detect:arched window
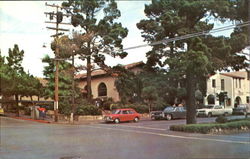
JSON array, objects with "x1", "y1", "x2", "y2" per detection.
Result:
[
  {"x1": 207, "y1": 94, "x2": 215, "y2": 104},
  {"x1": 98, "y1": 82, "x2": 107, "y2": 97}
]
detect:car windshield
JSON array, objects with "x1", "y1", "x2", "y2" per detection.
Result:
[
  {"x1": 204, "y1": 105, "x2": 214, "y2": 109},
  {"x1": 164, "y1": 107, "x2": 174, "y2": 111},
  {"x1": 112, "y1": 110, "x2": 121, "y2": 114},
  {"x1": 238, "y1": 105, "x2": 246, "y2": 108}
]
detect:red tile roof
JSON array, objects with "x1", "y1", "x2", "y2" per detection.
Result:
[
  {"x1": 75, "y1": 61, "x2": 144, "y2": 79},
  {"x1": 220, "y1": 72, "x2": 245, "y2": 79}
]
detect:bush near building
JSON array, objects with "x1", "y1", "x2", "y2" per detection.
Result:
[
  {"x1": 110, "y1": 103, "x2": 149, "y2": 114},
  {"x1": 170, "y1": 118, "x2": 250, "y2": 134}
]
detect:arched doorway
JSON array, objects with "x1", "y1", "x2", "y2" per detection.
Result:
[
  {"x1": 98, "y1": 82, "x2": 107, "y2": 97},
  {"x1": 207, "y1": 94, "x2": 215, "y2": 104},
  {"x1": 234, "y1": 96, "x2": 242, "y2": 107}
]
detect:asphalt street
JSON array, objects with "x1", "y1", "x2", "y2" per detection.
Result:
[{"x1": 1, "y1": 116, "x2": 250, "y2": 159}]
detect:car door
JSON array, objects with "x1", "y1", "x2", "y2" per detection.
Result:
[
  {"x1": 174, "y1": 107, "x2": 182, "y2": 118},
  {"x1": 128, "y1": 110, "x2": 136, "y2": 120},
  {"x1": 120, "y1": 110, "x2": 130, "y2": 121},
  {"x1": 179, "y1": 107, "x2": 186, "y2": 118},
  {"x1": 213, "y1": 105, "x2": 221, "y2": 115}
]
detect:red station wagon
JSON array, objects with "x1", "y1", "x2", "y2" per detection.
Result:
[{"x1": 104, "y1": 108, "x2": 141, "y2": 123}]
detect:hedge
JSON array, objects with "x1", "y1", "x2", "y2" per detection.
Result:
[
  {"x1": 111, "y1": 103, "x2": 149, "y2": 114},
  {"x1": 170, "y1": 119, "x2": 250, "y2": 134}
]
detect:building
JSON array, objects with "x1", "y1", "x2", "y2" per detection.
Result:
[
  {"x1": 205, "y1": 71, "x2": 250, "y2": 108},
  {"x1": 1, "y1": 78, "x2": 53, "y2": 111},
  {"x1": 76, "y1": 61, "x2": 144, "y2": 102}
]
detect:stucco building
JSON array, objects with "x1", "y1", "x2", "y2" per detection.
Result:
[
  {"x1": 76, "y1": 62, "x2": 144, "y2": 102},
  {"x1": 205, "y1": 71, "x2": 250, "y2": 108}
]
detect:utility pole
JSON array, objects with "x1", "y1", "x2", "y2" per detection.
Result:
[
  {"x1": 45, "y1": 2, "x2": 70, "y2": 122},
  {"x1": 70, "y1": 50, "x2": 75, "y2": 123}
]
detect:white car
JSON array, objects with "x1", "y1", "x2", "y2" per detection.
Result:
[{"x1": 197, "y1": 105, "x2": 232, "y2": 117}]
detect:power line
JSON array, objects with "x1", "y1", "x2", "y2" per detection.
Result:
[{"x1": 123, "y1": 21, "x2": 250, "y2": 51}]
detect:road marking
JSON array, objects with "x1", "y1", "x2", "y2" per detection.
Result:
[
  {"x1": 86, "y1": 125, "x2": 250, "y2": 145},
  {"x1": 204, "y1": 134, "x2": 250, "y2": 140},
  {"x1": 95, "y1": 124, "x2": 167, "y2": 131}
]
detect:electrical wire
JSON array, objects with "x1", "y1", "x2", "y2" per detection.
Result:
[{"x1": 123, "y1": 21, "x2": 250, "y2": 51}]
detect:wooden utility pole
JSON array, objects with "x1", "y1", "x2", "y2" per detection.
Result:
[{"x1": 45, "y1": 2, "x2": 70, "y2": 122}]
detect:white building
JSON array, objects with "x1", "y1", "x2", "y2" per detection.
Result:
[{"x1": 205, "y1": 71, "x2": 250, "y2": 108}]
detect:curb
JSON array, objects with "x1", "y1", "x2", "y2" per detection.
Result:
[{"x1": 10, "y1": 116, "x2": 51, "y2": 124}]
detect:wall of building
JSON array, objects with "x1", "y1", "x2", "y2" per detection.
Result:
[
  {"x1": 79, "y1": 76, "x2": 120, "y2": 102},
  {"x1": 206, "y1": 71, "x2": 250, "y2": 108}
]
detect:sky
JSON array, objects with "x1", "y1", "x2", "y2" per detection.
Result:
[
  {"x1": 0, "y1": 1, "x2": 152, "y2": 77},
  {"x1": 0, "y1": 1, "x2": 246, "y2": 78}
]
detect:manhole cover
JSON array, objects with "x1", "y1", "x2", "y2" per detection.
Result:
[{"x1": 60, "y1": 156, "x2": 82, "y2": 159}]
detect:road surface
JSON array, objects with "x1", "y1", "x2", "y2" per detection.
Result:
[{"x1": 1, "y1": 116, "x2": 250, "y2": 159}]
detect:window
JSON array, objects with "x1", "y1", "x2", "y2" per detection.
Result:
[
  {"x1": 239, "y1": 79, "x2": 241, "y2": 88},
  {"x1": 221, "y1": 79, "x2": 224, "y2": 90},
  {"x1": 247, "y1": 96, "x2": 250, "y2": 104},
  {"x1": 98, "y1": 82, "x2": 107, "y2": 96},
  {"x1": 214, "y1": 106, "x2": 222, "y2": 109},
  {"x1": 128, "y1": 110, "x2": 135, "y2": 114},
  {"x1": 212, "y1": 79, "x2": 216, "y2": 88}
]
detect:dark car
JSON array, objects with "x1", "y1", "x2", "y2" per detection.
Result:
[
  {"x1": 163, "y1": 106, "x2": 186, "y2": 120},
  {"x1": 233, "y1": 104, "x2": 249, "y2": 115},
  {"x1": 151, "y1": 106, "x2": 186, "y2": 120},
  {"x1": 150, "y1": 111, "x2": 164, "y2": 120}
]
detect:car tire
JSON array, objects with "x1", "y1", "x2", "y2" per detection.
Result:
[
  {"x1": 207, "y1": 112, "x2": 212, "y2": 117},
  {"x1": 224, "y1": 112, "x2": 228, "y2": 116},
  {"x1": 134, "y1": 117, "x2": 139, "y2": 122},
  {"x1": 166, "y1": 114, "x2": 172, "y2": 120},
  {"x1": 114, "y1": 118, "x2": 120, "y2": 124}
]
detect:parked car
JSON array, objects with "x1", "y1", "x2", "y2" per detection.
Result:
[
  {"x1": 0, "y1": 106, "x2": 4, "y2": 116},
  {"x1": 163, "y1": 106, "x2": 186, "y2": 120},
  {"x1": 196, "y1": 105, "x2": 232, "y2": 117},
  {"x1": 151, "y1": 106, "x2": 186, "y2": 120},
  {"x1": 150, "y1": 110, "x2": 164, "y2": 120},
  {"x1": 233, "y1": 104, "x2": 250, "y2": 115},
  {"x1": 103, "y1": 108, "x2": 141, "y2": 123}
]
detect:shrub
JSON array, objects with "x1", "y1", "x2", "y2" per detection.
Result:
[
  {"x1": 215, "y1": 116, "x2": 228, "y2": 123},
  {"x1": 170, "y1": 119, "x2": 250, "y2": 134},
  {"x1": 24, "y1": 107, "x2": 31, "y2": 115},
  {"x1": 111, "y1": 103, "x2": 149, "y2": 114},
  {"x1": 75, "y1": 100, "x2": 102, "y2": 116},
  {"x1": 75, "y1": 105, "x2": 102, "y2": 115}
]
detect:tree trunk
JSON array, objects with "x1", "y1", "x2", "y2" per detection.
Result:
[
  {"x1": 30, "y1": 96, "x2": 36, "y2": 119},
  {"x1": 15, "y1": 94, "x2": 19, "y2": 117},
  {"x1": 186, "y1": 71, "x2": 197, "y2": 124},
  {"x1": 87, "y1": 56, "x2": 92, "y2": 102}
]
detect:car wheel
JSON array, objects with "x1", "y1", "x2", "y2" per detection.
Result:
[
  {"x1": 134, "y1": 117, "x2": 139, "y2": 122},
  {"x1": 114, "y1": 118, "x2": 120, "y2": 124},
  {"x1": 224, "y1": 112, "x2": 228, "y2": 116},
  {"x1": 151, "y1": 116, "x2": 155, "y2": 120},
  {"x1": 207, "y1": 112, "x2": 212, "y2": 117},
  {"x1": 166, "y1": 114, "x2": 172, "y2": 120}
]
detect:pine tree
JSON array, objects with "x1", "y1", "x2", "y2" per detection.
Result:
[{"x1": 62, "y1": 0, "x2": 128, "y2": 102}]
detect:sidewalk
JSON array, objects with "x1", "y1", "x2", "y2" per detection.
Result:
[
  {"x1": 3, "y1": 113, "x2": 150, "y2": 125},
  {"x1": 4, "y1": 112, "x2": 53, "y2": 124},
  {"x1": 3, "y1": 112, "x2": 102, "y2": 125}
]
